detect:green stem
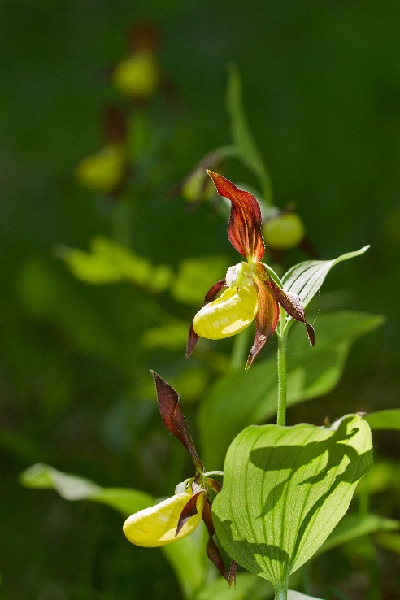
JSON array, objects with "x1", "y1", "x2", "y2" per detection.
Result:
[
  {"x1": 274, "y1": 584, "x2": 288, "y2": 600},
  {"x1": 203, "y1": 471, "x2": 224, "y2": 478},
  {"x1": 113, "y1": 196, "x2": 134, "y2": 247},
  {"x1": 276, "y1": 313, "x2": 288, "y2": 426}
]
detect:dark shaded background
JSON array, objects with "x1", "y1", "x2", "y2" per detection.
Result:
[{"x1": 1, "y1": 1, "x2": 400, "y2": 598}]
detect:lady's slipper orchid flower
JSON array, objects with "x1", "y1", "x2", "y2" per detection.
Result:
[
  {"x1": 113, "y1": 22, "x2": 160, "y2": 100},
  {"x1": 76, "y1": 106, "x2": 129, "y2": 195},
  {"x1": 123, "y1": 372, "x2": 234, "y2": 583},
  {"x1": 187, "y1": 171, "x2": 315, "y2": 367},
  {"x1": 124, "y1": 477, "x2": 206, "y2": 547}
]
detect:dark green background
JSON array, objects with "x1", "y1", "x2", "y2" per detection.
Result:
[{"x1": 1, "y1": 1, "x2": 400, "y2": 598}]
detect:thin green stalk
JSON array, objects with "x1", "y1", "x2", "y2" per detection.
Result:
[
  {"x1": 274, "y1": 583, "x2": 288, "y2": 600},
  {"x1": 276, "y1": 312, "x2": 288, "y2": 426},
  {"x1": 113, "y1": 196, "x2": 134, "y2": 247}
]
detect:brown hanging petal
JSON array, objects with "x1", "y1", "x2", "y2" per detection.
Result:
[
  {"x1": 228, "y1": 560, "x2": 238, "y2": 587},
  {"x1": 266, "y1": 276, "x2": 315, "y2": 346},
  {"x1": 246, "y1": 278, "x2": 280, "y2": 368},
  {"x1": 175, "y1": 490, "x2": 205, "y2": 536},
  {"x1": 202, "y1": 497, "x2": 229, "y2": 581},
  {"x1": 207, "y1": 171, "x2": 265, "y2": 262},
  {"x1": 205, "y1": 478, "x2": 223, "y2": 493},
  {"x1": 186, "y1": 278, "x2": 227, "y2": 358},
  {"x1": 206, "y1": 537, "x2": 229, "y2": 581},
  {"x1": 151, "y1": 372, "x2": 204, "y2": 472}
]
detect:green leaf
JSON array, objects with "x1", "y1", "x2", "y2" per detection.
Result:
[
  {"x1": 162, "y1": 525, "x2": 208, "y2": 599},
  {"x1": 141, "y1": 322, "x2": 189, "y2": 350},
  {"x1": 56, "y1": 236, "x2": 173, "y2": 292},
  {"x1": 212, "y1": 415, "x2": 372, "y2": 588},
  {"x1": 199, "y1": 311, "x2": 382, "y2": 469},
  {"x1": 195, "y1": 572, "x2": 273, "y2": 600},
  {"x1": 281, "y1": 247, "x2": 369, "y2": 317},
  {"x1": 318, "y1": 514, "x2": 399, "y2": 554},
  {"x1": 171, "y1": 255, "x2": 230, "y2": 306},
  {"x1": 20, "y1": 463, "x2": 152, "y2": 512},
  {"x1": 365, "y1": 409, "x2": 400, "y2": 430},
  {"x1": 227, "y1": 64, "x2": 273, "y2": 204},
  {"x1": 20, "y1": 463, "x2": 206, "y2": 598}
]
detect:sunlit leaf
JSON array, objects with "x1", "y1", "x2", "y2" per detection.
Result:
[
  {"x1": 199, "y1": 311, "x2": 382, "y2": 469},
  {"x1": 56, "y1": 236, "x2": 173, "y2": 292},
  {"x1": 141, "y1": 322, "x2": 189, "y2": 350},
  {"x1": 171, "y1": 255, "x2": 230, "y2": 306},
  {"x1": 212, "y1": 415, "x2": 372, "y2": 587},
  {"x1": 20, "y1": 463, "x2": 151, "y2": 511},
  {"x1": 318, "y1": 514, "x2": 399, "y2": 554},
  {"x1": 281, "y1": 247, "x2": 369, "y2": 320},
  {"x1": 365, "y1": 409, "x2": 400, "y2": 430},
  {"x1": 20, "y1": 463, "x2": 206, "y2": 598}
]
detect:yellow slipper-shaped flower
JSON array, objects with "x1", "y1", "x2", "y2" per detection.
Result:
[
  {"x1": 123, "y1": 489, "x2": 205, "y2": 547},
  {"x1": 193, "y1": 285, "x2": 259, "y2": 340}
]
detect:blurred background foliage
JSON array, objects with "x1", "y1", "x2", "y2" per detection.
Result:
[{"x1": 1, "y1": 0, "x2": 400, "y2": 598}]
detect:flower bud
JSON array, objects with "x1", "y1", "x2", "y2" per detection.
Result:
[
  {"x1": 181, "y1": 169, "x2": 215, "y2": 203},
  {"x1": 123, "y1": 490, "x2": 205, "y2": 547},
  {"x1": 193, "y1": 285, "x2": 258, "y2": 340},
  {"x1": 113, "y1": 53, "x2": 159, "y2": 99},
  {"x1": 263, "y1": 212, "x2": 305, "y2": 249},
  {"x1": 76, "y1": 146, "x2": 126, "y2": 193}
]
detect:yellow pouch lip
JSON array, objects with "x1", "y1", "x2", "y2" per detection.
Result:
[
  {"x1": 193, "y1": 285, "x2": 258, "y2": 340},
  {"x1": 123, "y1": 491, "x2": 205, "y2": 547}
]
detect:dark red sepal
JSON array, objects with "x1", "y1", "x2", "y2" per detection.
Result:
[
  {"x1": 202, "y1": 497, "x2": 229, "y2": 580},
  {"x1": 151, "y1": 372, "x2": 204, "y2": 472},
  {"x1": 202, "y1": 495, "x2": 216, "y2": 537},
  {"x1": 206, "y1": 477, "x2": 222, "y2": 493},
  {"x1": 207, "y1": 537, "x2": 229, "y2": 581},
  {"x1": 186, "y1": 323, "x2": 199, "y2": 360},
  {"x1": 207, "y1": 171, "x2": 265, "y2": 262},
  {"x1": 228, "y1": 560, "x2": 238, "y2": 587},
  {"x1": 258, "y1": 265, "x2": 315, "y2": 346},
  {"x1": 246, "y1": 278, "x2": 280, "y2": 368},
  {"x1": 186, "y1": 278, "x2": 227, "y2": 358},
  {"x1": 176, "y1": 490, "x2": 204, "y2": 536}
]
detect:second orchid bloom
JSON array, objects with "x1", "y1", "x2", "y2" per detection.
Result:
[
  {"x1": 187, "y1": 171, "x2": 315, "y2": 367},
  {"x1": 123, "y1": 372, "x2": 234, "y2": 582}
]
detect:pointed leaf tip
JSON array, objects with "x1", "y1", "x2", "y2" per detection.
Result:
[{"x1": 306, "y1": 323, "x2": 315, "y2": 346}]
